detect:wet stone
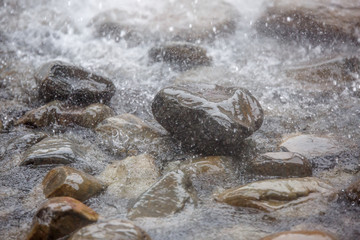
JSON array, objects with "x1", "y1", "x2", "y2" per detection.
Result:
[
  {"x1": 248, "y1": 152, "x2": 312, "y2": 177},
  {"x1": 20, "y1": 137, "x2": 85, "y2": 166},
  {"x1": 255, "y1": 0, "x2": 360, "y2": 46},
  {"x1": 345, "y1": 178, "x2": 360, "y2": 204},
  {"x1": 181, "y1": 156, "x2": 228, "y2": 177},
  {"x1": 35, "y1": 61, "x2": 115, "y2": 105},
  {"x1": 43, "y1": 166, "x2": 106, "y2": 202},
  {"x1": 69, "y1": 219, "x2": 152, "y2": 240},
  {"x1": 215, "y1": 177, "x2": 335, "y2": 212},
  {"x1": 26, "y1": 197, "x2": 98, "y2": 240},
  {"x1": 0, "y1": 119, "x2": 3, "y2": 131},
  {"x1": 128, "y1": 170, "x2": 197, "y2": 219},
  {"x1": 152, "y1": 84, "x2": 264, "y2": 155},
  {"x1": 260, "y1": 230, "x2": 337, "y2": 240},
  {"x1": 15, "y1": 100, "x2": 114, "y2": 129},
  {"x1": 148, "y1": 42, "x2": 212, "y2": 71},
  {"x1": 99, "y1": 154, "x2": 159, "y2": 199}
]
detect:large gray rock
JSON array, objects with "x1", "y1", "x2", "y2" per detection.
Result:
[
  {"x1": 35, "y1": 61, "x2": 115, "y2": 105},
  {"x1": 152, "y1": 85, "x2": 264, "y2": 154}
]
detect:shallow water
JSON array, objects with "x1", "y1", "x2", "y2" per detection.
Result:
[{"x1": 0, "y1": 0, "x2": 360, "y2": 239}]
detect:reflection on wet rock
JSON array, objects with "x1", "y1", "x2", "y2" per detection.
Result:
[
  {"x1": 215, "y1": 177, "x2": 335, "y2": 212},
  {"x1": 255, "y1": 0, "x2": 360, "y2": 46},
  {"x1": 99, "y1": 154, "x2": 159, "y2": 199},
  {"x1": 26, "y1": 197, "x2": 98, "y2": 240},
  {"x1": 149, "y1": 42, "x2": 212, "y2": 71},
  {"x1": 248, "y1": 152, "x2": 312, "y2": 177},
  {"x1": 43, "y1": 166, "x2": 105, "y2": 202},
  {"x1": 16, "y1": 100, "x2": 114, "y2": 129},
  {"x1": 345, "y1": 178, "x2": 360, "y2": 204},
  {"x1": 128, "y1": 170, "x2": 197, "y2": 219},
  {"x1": 35, "y1": 61, "x2": 115, "y2": 105},
  {"x1": 152, "y1": 85, "x2": 263, "y2": 155},
  {"x1": 260, "y1": 230, "x2": 337, "y2": 240},
  {"x1": 21, "y1": 137, "x2": 85, "y2": 166},
  {"x1": 70, "y1": 219, "x2": 152, "y2": 240}
]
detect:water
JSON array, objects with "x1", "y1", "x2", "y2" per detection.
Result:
[{"x1": 0, "y1": 0, "x2": 360, "y2": 239}]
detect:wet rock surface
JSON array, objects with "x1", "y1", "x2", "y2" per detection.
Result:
[
  {"x1": 36, "y1": 61, "x2": 115, "y2": 105},
  {"x1": 128, "y1": 170, "x2": 197, "y2": 219},
  {"x1": 152, "y1": 84, "x2": 264, "y2": 154},
  {"x1": 344, "y1": 178, "x2": 360, "y2": 204},
  {"x1": 42, "y1": 166, "x2": 105, "y2": 202},
  {"x1": 148, "y1": 42, "x2": 212, "y2": 71},
  {"x1": 70, "y1": 219, "x2": 152, "y2": 240},
  {"x1": 16, "y1": 100, "x2": 114, "y2": 128},
  {"x1": 248, "y1": 152, "x2": 312, "y2": 177},
  {"x1": 99, "y1": 154, "x2": 159, "y2": 199},
  {"x1": 26, "y1": 197, "x2": 98, "y2": 240},
  {"x1": 260, "y1": 230, "x2": 337, "y2": 240},
  {"x1": 21, "y1": 137, "x2": 85, "y2": 166},
  {"x1": 215, "y1": 177, "x2": 335, "y2": 212},
  {"x1": 255, "y1": 0, "x2": 360, "y2": 46}
]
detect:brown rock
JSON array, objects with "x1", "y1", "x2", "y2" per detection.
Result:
[
  {"x1": 260, "y1": 230, "x2": 337, "y2": 240},
  {"x1": 16, "y1": 100, "x2": 114, "y2": 128},
  {"x1": 0, "y1": 119, "x2": 3, "y2": 131},
  {"x1": 43, "y1": 166, "x2": 106, "y2": 202},
  {"x1": 345, "y1": 178, "x2": 360, "y2": 204},
  {"x1": 181, "y1": 156, "x2": 228, "y2": 176},
  {"x1": 69, "y1": 219, "x2": 151, "y2": 240},
  {"x1": 26, "y1": 197, "x2": 98, "y2": 240},
  {"x1": 248, "y1": 152, "x2": 312, "y2": 177}
]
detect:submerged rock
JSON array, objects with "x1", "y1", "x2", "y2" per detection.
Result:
[
  {"x1": 345, "y1": 178, "x2": 360, "y2": 204},
  {"x1": 20, "y1": 137, "x2": 85, "y2": 166},
  {"x1": 70, "y1": 219, "x2": 152, "y2": 240},
  {"x1": 248, "y1": 152, "x2": 312, "y2": 177},
  {"x1": 260, "y1": 230, "x2": 337, "y2": 240},
  {"x1": 43, "y1": 166, "x2": 105, "y2": 202},
  {"x1": 149, "y1": 42, "x2": 212, "y2": 71},
  {"x1": 181, "y1": 156, "x2": 228, "y2": 177},
  {"x1": 16, "y1": 100, "x2": 114, "y2": 128},
  {"x1": 26, "y1": 197, "x2": 98, "y2": 240},
  {"x1": 255, "y1": 0, "x2": 360, "y2": 46},
  {"x1": 152, "y1": 85, "x2": 263, "y2": 154},
  {"x1": 128, "y1": 170, "x2": 197, "y2": 219},
  {"x1": 99, "y1": 154, "x2": 159, "y2": 199},
  {"x1": 0, "y1": 119, "x2": 3, "y2": 131},
  {"x1": 35, "y1": 61, "x2": 115, "y2": 105},
  {"x1": 215, "y1": 177, "x2": 335, "y2": 212},
  {"x1": 95, "y1": 114, "x2": 161, "y2": 157}
]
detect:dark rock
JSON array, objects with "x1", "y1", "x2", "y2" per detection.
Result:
[
  {"x1": 345, "y1": 178, "x2": 360, "y2": 204},
  {"x1": 20, "y1": 137, "x2": 85, "y2": 166},
  {"x1": 69, "y1": 219, "x2": 152, "y2": 240},
  {"x1": 128, "y1": 170, "x2": 197, "y2": 219},
  {"x1": 35, "y1": 61, "x2": 115, "y2": 105},
  {"x1": 255, "y1": 0, "x2": 360, "y2": 46},
  {"x1": 248, "y1": 152, "x2": 312, "y2": 177},
  {"x1": 42, "y1": 166, "x2": 106, "y2": 202},
  {"x1": 152, "y1": 84, "x2": 264, "y2": 154},
  {"x1": 0, "y1": 119, "x2": 3, "y2": 131},
  {"x1": 260, "y1": 230, "x2": 337, "y2": 240},
  {"x1": 149, "y1": 42, "x2": 212, "y2": 71},
  {"x1": 26, "y1": 197, "x2": 98, "y2": 240},
  {"x1": 16, "y1": 100, "x2": 114, "y2": 129}
]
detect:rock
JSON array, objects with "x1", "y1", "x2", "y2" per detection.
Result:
[
  {"x1": 95, "y1": 114, "x2": 161, "y2": 157},
  {"x1": 152, "y1": 84, "x2": 264, "y2": 154},
  {"x1": 26, "y1": 197, "x2": 98, "y2": 240},
  {"x1": 35, "y1": 61, "x2": 115, "y2": 105},
  {"x1": 345, "y1": 178, "x2": 360, "y2": 204},
  {"x1": 43, "y1": 166, "x2": 106, "y2": 202},
  {"x1": 255, "y1": 0, "x2": 360, "y2": 46},
  {"x1": 20, "y1": 137, "x2": 85, "y2": 166},
  {"x1": 99, "y1": 154, "x2": 159, "y2": 199},
  {"x1": 69, "y1": 219, "x2": 151, "y2": 240},
  {"x1": 128, "y1": 170, "x2": 197, "y2": 219},
  {"x1": 215, "y1": 177, "x2": 335, "y2": 212},
  {"x1": 248, "y1": 152, "x2": 312, "y2": 177},
  {"x1": 148, "y1": 42, "x2": 212, "y2": 71},
  {"x1": 260, "y1": 230, "x2": 337, "y2": 240},
  {"x1": 91, "y1": 0, "x2": 239, "y2": 44},
  {"x1": 181, "y1": 156, "x2": 228, "y2": 177},
  {"x1": 16, "y1": 100, "x2": 114, "y2": 129},
  {"x1": 0, "y1": 119, "x2": 3, "y2": 131}
]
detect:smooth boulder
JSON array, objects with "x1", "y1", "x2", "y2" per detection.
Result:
[
  {"x1": 43, "y1": 166, "x2": 106, "y2": 202},
  {"x1": 260, "y1": 230, "x2": 337, "y2": 240},
  {"x1": 152, "y1": 84, "x2": 263, "y2": 154},
  {"x1": 35, "y1": 61, "x2": 115, "y2": 105},
  {"x1": 26, "y1": 197, "x2": 98, "y2": 240}
]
